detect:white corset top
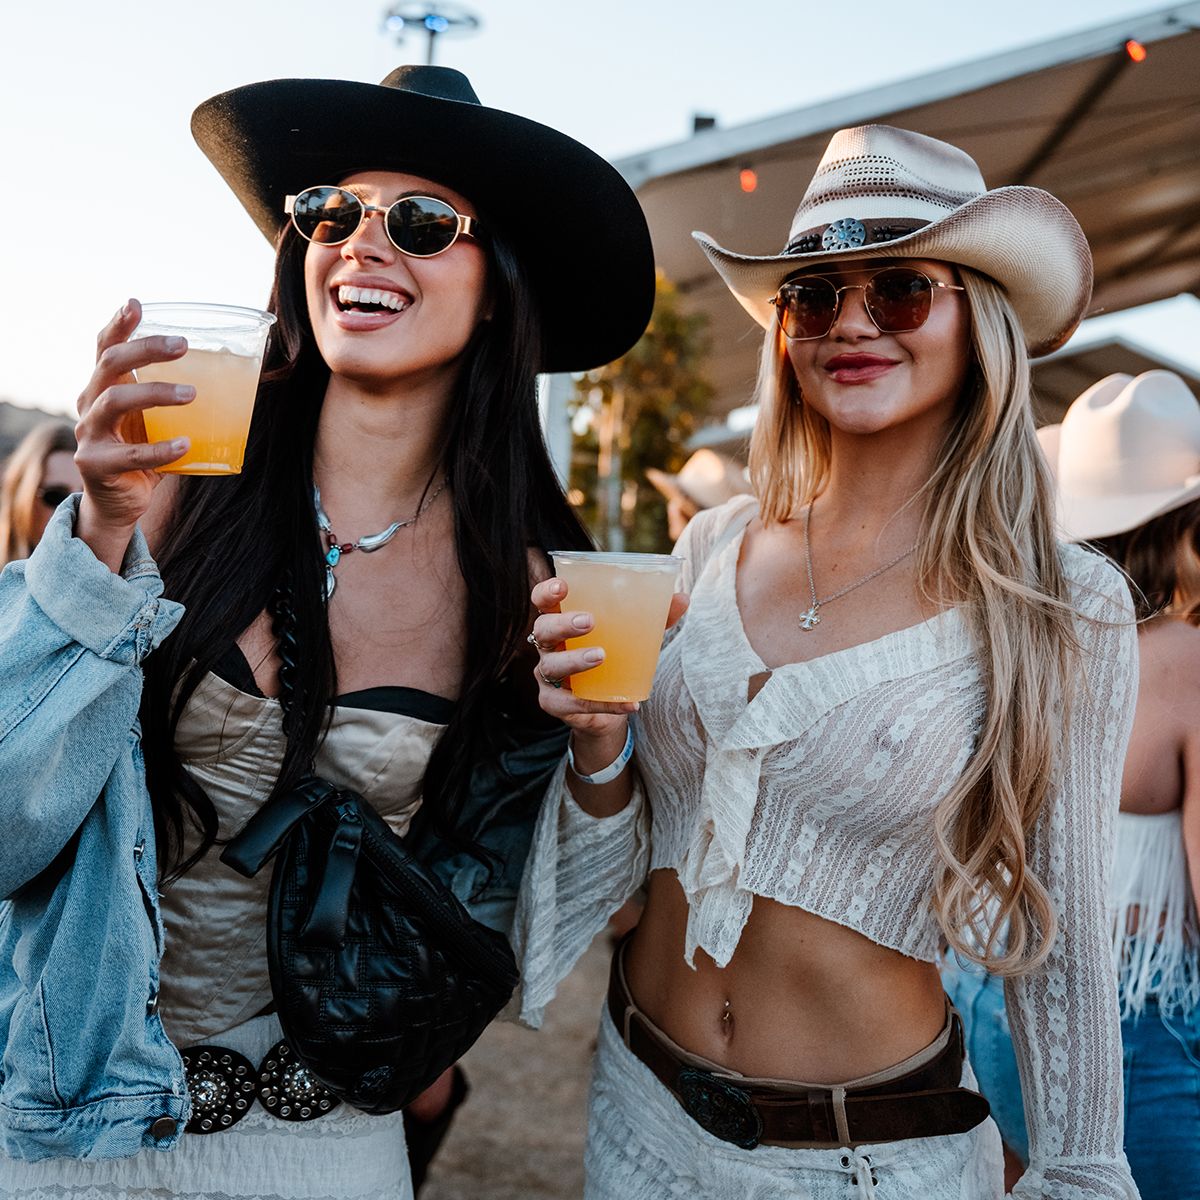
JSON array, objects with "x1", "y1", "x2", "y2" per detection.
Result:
[{"x1": 156, "y1": 670, "x2": 447, "y2": 1046}]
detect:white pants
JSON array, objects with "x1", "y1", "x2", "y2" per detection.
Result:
[
  {"x1": 2, "y1": 1016, "x2": 412, "y2": 1200},
  {"x1": 584, "y1": 1004, "x2": 1003, "y2": 1200}
]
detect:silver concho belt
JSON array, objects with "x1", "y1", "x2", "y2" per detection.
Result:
[{"x1": 182, "y1": 1040, "x2": 341, "y2": 1134}]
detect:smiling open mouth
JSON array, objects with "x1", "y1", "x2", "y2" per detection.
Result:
[{"x1": 334, "y1": 285, "x2": 410, "y2": 314}]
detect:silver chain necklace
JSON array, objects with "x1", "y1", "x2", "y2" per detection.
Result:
[
  {"x1": 799, "y1": 500, "x2": 917, "y2": 631},
  {"x1": 314, "y1": 481, "x2": 446, "y2": 600}
]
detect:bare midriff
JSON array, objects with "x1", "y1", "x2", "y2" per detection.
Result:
[{"x1": 624, "y1": 869, "x2": 947, "y2": 1084}]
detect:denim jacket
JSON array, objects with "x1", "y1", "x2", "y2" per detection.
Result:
[
  {"x1": 0, "y1": 498, "x2": 563, "y2": 1162},
  {"x1": 0, "y1": 498, "x2": 187, "y2": 1161}
]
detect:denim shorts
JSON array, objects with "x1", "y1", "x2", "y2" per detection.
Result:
[
  {"x1": 1122, "y1": 999, "x2": 1200, "y2": 1200},
  {"x1": 939, "y1": 954, "x2": 1028, "y2": 1161},
  {"x1": 944, "y1": 954, "x2": 1200, "y2": 1198}
]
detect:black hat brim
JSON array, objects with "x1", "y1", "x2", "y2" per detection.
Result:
[{"x1": 191, "y1": 77, "x2": 655, "y2": 373}]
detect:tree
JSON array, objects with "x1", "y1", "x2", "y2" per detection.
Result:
[{"x1": 569, "y1": 273, "x2": 715, "y2": 552}]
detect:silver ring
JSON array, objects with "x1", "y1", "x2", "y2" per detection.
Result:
[
  {"x1": 537, "y1": 666, "x2": 563, "y2": 690},
  {"x1": 527, "y1": 631, "x2": 555, "y2": 653}
]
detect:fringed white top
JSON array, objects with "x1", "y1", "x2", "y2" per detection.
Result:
[
  {"x1": 1111, "y1": 810, "x2": 1200, "y2": 1018},
  {"x1": 512, "y1": 495, "x2": 1141, "y2": 1200}
]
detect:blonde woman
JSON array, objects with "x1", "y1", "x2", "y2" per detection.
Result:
[
  {"x1": 0, "y1": 420, "x2": 80, "y2": 565},
  {"x1": 517, "y1": 127, "x2": 1139, "y2": 1199}
]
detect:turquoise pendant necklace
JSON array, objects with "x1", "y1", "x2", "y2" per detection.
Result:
[{"x1": 313, "y1": 481, "x2": 446, "y2": 600}]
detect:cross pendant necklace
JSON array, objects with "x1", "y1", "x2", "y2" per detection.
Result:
[
  {"x1": 313, "y1": 481, "x2": 446, "y2": 600},
  {"x1": 799, "y1": 605, "x2": 822, "y2": 631},
  {"x1": 800, "y1": 499, "x2": 917, "y2": 632}
]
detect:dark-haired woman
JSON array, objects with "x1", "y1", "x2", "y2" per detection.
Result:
[{"x1": 0, "y1": 66, "x2": 653, "y2": 1200}]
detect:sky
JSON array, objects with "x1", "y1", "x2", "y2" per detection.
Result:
[{"x1": 1, "y1": 0, "x2": 1196, "y2": 417}]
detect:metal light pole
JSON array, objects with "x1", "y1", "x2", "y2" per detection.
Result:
[{"x1": 381, "y1": 2, "x2": 481, "y2": 65}]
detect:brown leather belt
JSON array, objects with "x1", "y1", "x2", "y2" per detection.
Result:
[{"x1": 605, "y1": 946, "x2": 990, "y2": 1150}]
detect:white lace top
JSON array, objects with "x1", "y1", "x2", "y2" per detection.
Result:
[{"x1": 513, "y1": 495, "x2": 1141, "y2": 1200}]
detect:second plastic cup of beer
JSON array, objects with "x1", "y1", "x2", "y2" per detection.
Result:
[
  {"x1": 549, "y1": 551, "x2": 682, "y2": 702},
  {"x1": 134, "y1": 302, "x2": 276, "y2": 475}
]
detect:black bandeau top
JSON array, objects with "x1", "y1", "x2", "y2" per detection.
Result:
[{"x1": 212, "y1": 643, "x2": 457, "y2": 726}]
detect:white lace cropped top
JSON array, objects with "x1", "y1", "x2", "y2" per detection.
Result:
[
  {"x1": 512, "y1": 495, "x2": 1141, "y2": 1200},
  {"x1": 1111, "y1": 809, "x2": 1200, "y2": 1018}
]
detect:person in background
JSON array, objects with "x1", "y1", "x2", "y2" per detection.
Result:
[
  {"x1": 647, "y1": 448, "x2": 752, "y2": 543},
  {"x1": 939, "y1": 939, "x2": 1029, "y2": 1189},
  {"x1": 951, "y1": 370, "x2": 1200, "y2": 1200},
  {"x1": 0, "y1": 420, "x2": 81, "y2": 565}
]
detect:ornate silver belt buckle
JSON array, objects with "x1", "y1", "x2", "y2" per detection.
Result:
[
  {"x1": 257, "y1": 1039, "x2": 341, "y2": 1122},
  {"x1": 182, "y1": 1046, "x2": 258, "y2": 1134},
  {"x1": 183, "y1": 1039, "x2": 341, "y2": 1133},
  {"x1": 677, "y1": 1067, "x2": 763, "y2": 1149}
]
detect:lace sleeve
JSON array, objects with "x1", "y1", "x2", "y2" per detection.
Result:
[
  {"x1": 505, "y1": 757, "x2": 650, "y2": 1028},
  {"x1": 1006, "y1": 550, "x2": 1141, "y2": 1199},
  {"x1": 504, "y1": 498, "x2": 754, "y2": 1028}
]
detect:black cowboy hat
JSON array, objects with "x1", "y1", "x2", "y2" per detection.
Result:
[{"x1": 191, "y1": 66, "x2": 655, "y2": 373}]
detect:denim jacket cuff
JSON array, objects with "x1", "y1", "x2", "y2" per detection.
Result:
[{"x1": 23, "y1": 495, "x2": 184, "y2": 664}]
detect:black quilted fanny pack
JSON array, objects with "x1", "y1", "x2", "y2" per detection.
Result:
[{"x1": 221, "y1": 774, "x2": 519, "y2": 1114}]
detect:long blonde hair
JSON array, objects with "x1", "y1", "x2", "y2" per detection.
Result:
[
  {"x1": 749, "y1": 267, "x2": 1077, "y2": 974},
  {"x1": 0, "y1": 420, "x2": 77, "y2": 566}
]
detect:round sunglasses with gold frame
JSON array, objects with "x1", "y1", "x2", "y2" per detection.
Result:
[{"x1": 285, "y1": 186, "x2": 481, "y2": 258}]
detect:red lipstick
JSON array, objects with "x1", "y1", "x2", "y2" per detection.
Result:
[{"x1": 823, "y1": 353, "x2": 898, "y2": 384}]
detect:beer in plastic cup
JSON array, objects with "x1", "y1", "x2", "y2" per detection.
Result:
[
  {"x1": 134, "y1": 302, "x2": 276, "y2": 475},
  {"x1": 549, "y1": 551, "x2": 682, "y2": 702}
]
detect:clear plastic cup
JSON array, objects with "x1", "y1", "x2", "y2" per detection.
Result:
[
  {"x1": 134, "y1": 302, "x2": 276, "y2": 475},
  {"x1": 549, "y1": 551, "x2": 682, "y2": 702}
]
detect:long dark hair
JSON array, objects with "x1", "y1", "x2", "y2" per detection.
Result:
[
  {"x1": 1092, "y1": 498, "x2": 1200, "y2": 625},
  {"x1": 142, "y1": 214, "x2": 591, "y2": 880}
]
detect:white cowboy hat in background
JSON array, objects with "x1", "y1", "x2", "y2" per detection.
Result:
[
  {"x1": 693, "y1": 124, "x2": 1092, "y2": 358},
  {"x1": 646, "y1": 449, "x2": 752, "y2": 511},
  {"x1": 1038, "y1": 371, "x2": 1200, "y2": 542}
]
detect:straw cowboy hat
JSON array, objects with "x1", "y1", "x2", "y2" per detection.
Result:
[
  {"x1": 191, "y1": 65, "x2": 655, "y2": 373},
  {"x1": 646, "y1": 449, "x2": 752, "y2": 511},
  {"x1": 1038, "y1": 371, "x2": 1200, "y2": 541},
  {"x1": 693, "y1": 124, "x2": 1092, "y2": 358}
]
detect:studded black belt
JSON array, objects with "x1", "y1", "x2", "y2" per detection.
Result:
[{"x1": 182, "y1": 1040, "x2": 341, "y2": 1134}]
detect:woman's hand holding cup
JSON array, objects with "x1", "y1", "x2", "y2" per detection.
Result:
[
  {"x1": 74, "y1": 299, "x2": 193, "y2": 569},
  {"x1": 530, "y1": 576, "x2": 689, "y2": 782}
]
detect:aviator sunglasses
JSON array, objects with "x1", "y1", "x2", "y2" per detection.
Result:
[
  {"x1": 770, "y1": 266, "x2": 964, "y2": 341},
  {"x1": 285, "y1": 186, "x2": 481, "y2": 258}
]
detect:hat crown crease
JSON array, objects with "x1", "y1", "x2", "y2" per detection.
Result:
[{"x1": 1060, "y1": 373, "x2": 1200, "y2": 496}]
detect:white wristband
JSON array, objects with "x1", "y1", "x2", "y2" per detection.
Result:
[{"x1": 567, "y1": 725, "x2": 635, "y2": 786}]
